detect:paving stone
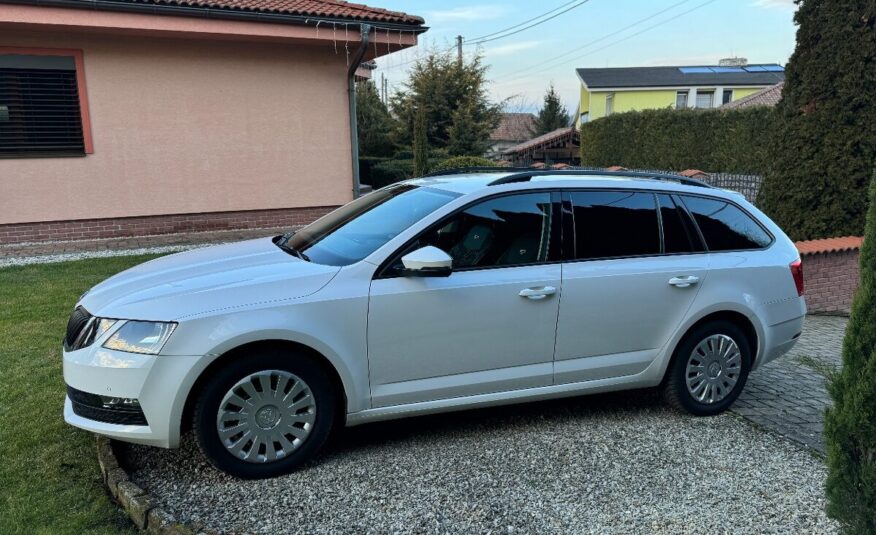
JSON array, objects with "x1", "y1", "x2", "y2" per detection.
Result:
[{"x1": 734, "y1": 315, "x2": 847, "y2": 455}]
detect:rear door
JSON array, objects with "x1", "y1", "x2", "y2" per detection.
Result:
[{"x1": 554, "y1": 191, "x2": 710, "y2": 384}]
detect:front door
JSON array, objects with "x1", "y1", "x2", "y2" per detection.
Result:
[
  {"x1": 367, "y1": 192, "x2": 560, "y2": 407},
  {"x1": 554, "y1": 191, "x2": 709, "y2": 384}
]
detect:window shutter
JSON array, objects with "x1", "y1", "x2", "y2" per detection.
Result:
[{"x1": 0, "y1": 56, "x2": 85, "y2": 157}]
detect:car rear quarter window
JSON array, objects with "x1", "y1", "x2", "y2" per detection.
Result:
[
  {"x1": 570, "y1": 191, "x2": 660, "y2": 260},
  {"x1": 657, "y1": 194, "x2": 705, "y2": 254},
  {"x1": 679, "y1": 195, "x2": 772, "y2": 251}
]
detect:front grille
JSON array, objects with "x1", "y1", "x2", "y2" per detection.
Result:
[
  {"x1": 67, "y1": 385, "x2": 148, "y2": 426},
  {"x1": 64, "y1": 307, "x2": 95, "y2": 351}
]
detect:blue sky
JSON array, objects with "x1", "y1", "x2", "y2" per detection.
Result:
[{"x1": 371, "y1": 0, "x2": 798, "y2": 112}]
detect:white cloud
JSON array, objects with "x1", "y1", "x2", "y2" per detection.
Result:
[
  {"x1": 424, "y1": 5, "x2": 509, "y2": 23},
  {"x1": 483, "y1": 40, "x2": 544, "y2": 58},
  {"x1": 752, "y1": 0, "x2": 796, "y2": 9}
]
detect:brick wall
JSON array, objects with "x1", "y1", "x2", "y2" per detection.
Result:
[
  {"x1": 801, "y1": 248, "x2": 861, "y2": 315},
  {"x1": 0, "y1": 206, "x2": 337, "y2": 245}
]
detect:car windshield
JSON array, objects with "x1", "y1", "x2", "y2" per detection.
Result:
[{"x1": 282, "y1": 184, "x2": 460, "y2": 266}]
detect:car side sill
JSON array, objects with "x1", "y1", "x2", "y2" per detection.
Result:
[{"x1": 345, "y1": 372, "x2": 658, "y2": 427}]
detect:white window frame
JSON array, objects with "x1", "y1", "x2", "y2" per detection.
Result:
[
  {"x1": 675, "y1": 91, "x2": 689, "y2": 109},
  {"x1": 695, "y1": 90, "x2": 715, "y2": 109}
]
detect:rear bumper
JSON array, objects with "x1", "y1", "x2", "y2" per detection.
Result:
[{"x1": 755, "y1": 296, "x2": 807, "y2": 369}]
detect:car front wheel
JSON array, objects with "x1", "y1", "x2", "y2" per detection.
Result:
[
  {"x1": 193, "y1": 348, "x2": 336, "y2": 479},
  {"x1": 662, "y1": 320, "x2": 752, "y2": 416}
]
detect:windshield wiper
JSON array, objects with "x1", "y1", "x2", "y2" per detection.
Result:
[{"x1": 273, "y1": 232, "x2": 310, "y2": 262}]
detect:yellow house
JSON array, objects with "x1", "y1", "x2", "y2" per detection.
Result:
[{"x1": 576, "y1": 63, "x2": 785, "y2": 125}]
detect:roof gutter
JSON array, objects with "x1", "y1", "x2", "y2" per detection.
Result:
[
  {"x1": 347, "y1": 24, "x2": 372, "y2": 199},
  {"x1": 1, "y1": 0, "x2": 427, "y2": 33}
]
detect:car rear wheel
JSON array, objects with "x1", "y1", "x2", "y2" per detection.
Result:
[
  {"x1": 193, "y1": 348, "x2": 336, "y2": 479},
  {"x1": 662, "y1": 320, "x2": 751, "y2": 416}
]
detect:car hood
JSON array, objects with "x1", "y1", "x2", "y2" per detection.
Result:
[{"x1": 79, "y1": 238, "x2": 341, "y2": 320}]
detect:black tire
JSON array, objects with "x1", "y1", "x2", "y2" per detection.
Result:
[
  {"x1": 193, "y1": 347, "x2": 337, "y2": 479},
  {"x1": 662, "y1": 320, "x2": 752, "y2": 416}
]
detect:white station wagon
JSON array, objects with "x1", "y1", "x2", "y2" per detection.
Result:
[{"x1": 63, "y1": 169, "x2": 806, "y2": 478}]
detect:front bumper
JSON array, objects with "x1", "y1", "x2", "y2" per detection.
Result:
[{"x1": 63, "y1": 343, "x2": 203, "y2": 448}]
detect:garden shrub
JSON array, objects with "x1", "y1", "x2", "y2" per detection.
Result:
[
  {"x1": 825, "y1": 171, "x2": 876, "y2": 534},
  {"x1": 579, "y1": 107, "x2": 772, "y2": 174},
  {"x1": 366, "y1": 156, "x2": 447, "y2": 188},
  {"x1": 432, "y1": 156, "x2": 497, "y2": 172},
  {"x1": 757, "y1": 0, "x2": 876, "y2": 240}
]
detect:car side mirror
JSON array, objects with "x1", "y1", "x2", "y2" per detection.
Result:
[{"x1": 399, "y1": 246, "x2": 453, "y2": 277}]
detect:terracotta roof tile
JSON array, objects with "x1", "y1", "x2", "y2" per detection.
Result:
[
  {"x1": 102, "y1": 0, "x2": 424, "y2": 25},
  {"x1": 679, "y1": 169, "x2": 710, "y2": 178},
  {"x1": 795, "y1": 236, "x2": 863, "y2": 255},
  {"x1": 490, "y1": 113, "x2": 536, "y2": 142},
  {"x1": 503, "y1": 126, "x2": 576, "y2": 154},
  {"x1": 721, "y1": 82, "x2": 784, "y2": 109}
]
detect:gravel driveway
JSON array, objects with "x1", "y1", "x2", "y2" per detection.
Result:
[{"x1": 125, "y1": 391, "x2": 837, "y2": 534}]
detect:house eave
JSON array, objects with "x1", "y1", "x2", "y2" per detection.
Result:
[{"x1": 0, "y1": 0, "x2": 428, "y2": 32}]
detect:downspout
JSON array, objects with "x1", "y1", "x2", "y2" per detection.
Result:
[{"x1": 347, "y1": 24, "x2": 372, "y2": 199}]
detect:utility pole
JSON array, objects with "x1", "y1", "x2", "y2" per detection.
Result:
[
  {"x1": 380, "y1": 72, "x2": 386, "y2": 104},
  {"x1": 456, "y1": 35, "x2": 463, "y2": 64}
]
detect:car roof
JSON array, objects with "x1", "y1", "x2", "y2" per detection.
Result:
[{"x1": 403, "y1": 170, "x2": 740, "y2": 200}]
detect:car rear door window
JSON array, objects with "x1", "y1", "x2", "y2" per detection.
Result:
[
  {"x1": 416, "y1": 192, "x2": 553, "y2": 269},
  {"x1": 570, "y1": 191, "x2": 660, "y2": 260},
  {"x1": 657, "y1": 194, "x2": 704, "y2": 253},
  {"x1": 679, "y1": 195, "x2": 772, "y2": 251}
]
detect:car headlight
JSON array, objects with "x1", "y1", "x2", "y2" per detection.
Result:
[{"x1": 102, "y1": 321, "x2": 176, "y2": 355}]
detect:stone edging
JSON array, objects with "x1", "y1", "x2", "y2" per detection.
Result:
[{"x1": 96, "y1": 437, "x2": 215, "y2": 534}]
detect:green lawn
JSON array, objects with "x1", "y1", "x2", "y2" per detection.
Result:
[{"x1": 0, "y1": 255, "x2": 162, "y2": 534}]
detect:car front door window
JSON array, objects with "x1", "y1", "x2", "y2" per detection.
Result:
[{"x1": 412, "y1": 192, "x2": 553, "y2": 270}]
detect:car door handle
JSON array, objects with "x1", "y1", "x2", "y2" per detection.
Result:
[
  {"x1": 519, "y1": 286, "x2": 557, "y2": 300},
  {"x1": 668, "y1": 275, "x2": 700, "y2": 288}
]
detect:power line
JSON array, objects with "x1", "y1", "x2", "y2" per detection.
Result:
[
  {"x1": 380, "y1": 0, "x2": 596, "y2": 71},
  {"x1": 467, "y1": 0, "x2": 582, "y2": 42},
  {"x1": 466, "y1": 0, "x2": 594, "y2": 46},
  {"x1": 497, "y1": 0, "x2": 715, "y2": 83},
  {"x1": 495, "y1": 0, "x2": 692, "y2": 80}
]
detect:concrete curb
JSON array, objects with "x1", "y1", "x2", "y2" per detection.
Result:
[{"x1": 96, "y1": 436, "x2": 217, "y2": 534}]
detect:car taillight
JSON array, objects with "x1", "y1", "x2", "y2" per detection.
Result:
[{"x1": 790, "y1": 259, "x2": 804, "y2": 296}]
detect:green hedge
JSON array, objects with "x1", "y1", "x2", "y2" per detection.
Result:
[
  {"x1": 579, "y1": 107, "x2": 774, "y2": 174},
  {"x1": 431, "y1": 156, "x2": 497, "y2": 172}
]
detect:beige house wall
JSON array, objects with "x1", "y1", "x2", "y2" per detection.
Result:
[{"x1": 0, "y1": 29, "x2": 355, "y2": 225}]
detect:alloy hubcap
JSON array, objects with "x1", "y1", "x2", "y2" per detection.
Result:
[
  {"x1": 685, "y1": 334, "x2": 742, "y2": 404},
  {"x1": 216, "y1": 370, "x2": 316, "y2": 463}
]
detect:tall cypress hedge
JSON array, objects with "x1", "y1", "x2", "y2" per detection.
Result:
[
  {"x1": 824, "y1": 171, "x2": 876, "y2": 533},
  {"x1": 757, "y1": 0, "x2": 876, "y2": 241},
  {"x1": 579, "y1": 107, "x2": 773, "y2": 175}
]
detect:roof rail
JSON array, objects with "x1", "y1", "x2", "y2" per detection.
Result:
[
  {"x1": 487, "y1": 169, "x2": 713, "y2": 188},
  {"x1": 423, "y1": 166, "x2": 532, "y2": 177}
]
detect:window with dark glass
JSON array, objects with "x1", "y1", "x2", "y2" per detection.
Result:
[
  {"x1": 0, "y1": 54, "x2": 85, "y2": 157},
  {"x1": 679, "y1": 195, "x2": 772, "y2": 251},
  {"x1": 413, "y1": 193, "x2": 553, "y2": 269},
  {"x1": 657, "y1": 194, "x2": 704, "y2": 254},
  {"x1": 571, "y1": 191, "x2": 660, "y2": 259}
]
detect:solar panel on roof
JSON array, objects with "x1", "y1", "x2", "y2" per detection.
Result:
[
  {"x1": 761, "y1": 65, "x2": 784, "y2": 72},
  {"x1": 710, "y1": 66, "x2": 745, "y2": 73},
  {"x1": 743, "y1": 66, "x2": 768, "y2": 72},
  {"x1": 679, "y1": 67, "x2": 713, "y2": 74}
]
